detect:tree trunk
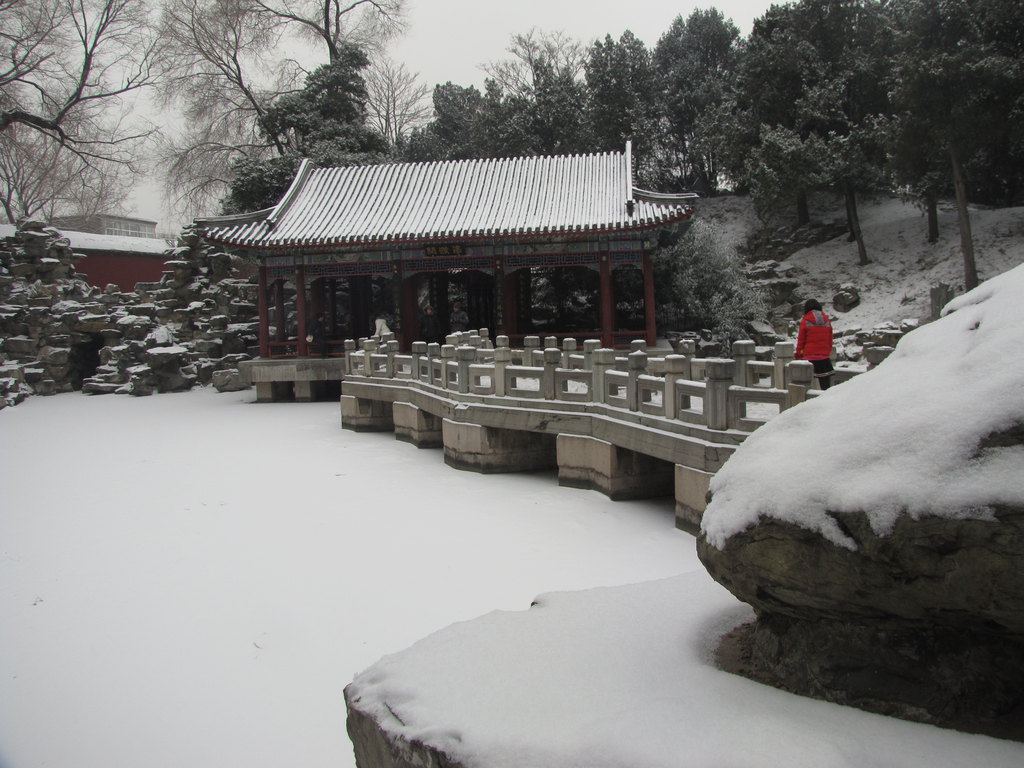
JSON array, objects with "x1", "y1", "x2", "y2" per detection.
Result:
[
  {"x1": 950, "y1": 146, "x2": 979, "y2": 291},
  {"x1": 796, "y1": 190, "x2": 809, "y2": 226},
  {"x1": 925, "y1": 193, "x2": 939, "y2": 243},
  {"x1": 844, "y1": 185, "x2": 870, "y2": 265}
]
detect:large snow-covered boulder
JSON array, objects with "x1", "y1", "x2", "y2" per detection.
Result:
[{"x1": 697, "y1": 262, "x2": 1024, "y2": 733}]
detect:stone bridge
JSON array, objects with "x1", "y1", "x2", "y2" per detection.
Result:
[{"x1": 305, "y1": 331, "x2": 864, "y2": 531}]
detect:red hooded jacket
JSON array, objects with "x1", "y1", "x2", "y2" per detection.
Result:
[{"x1": 796, "y1": 309, "x2": 834, "y2": 360}]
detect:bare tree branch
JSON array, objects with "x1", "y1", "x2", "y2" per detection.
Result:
[
  {"x1": 0, "y1": 0, "x2": 161, "y2": 166},
  {"x1": 364, "y1": 56, "x2": 430, "y2": 144},
  {"x1": 250, "y1": 0, "x2": 405, "y2": 62}
]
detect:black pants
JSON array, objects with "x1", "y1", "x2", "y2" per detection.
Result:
[{"x1": 810, "y1": 358, "x2": 835, "y2": 390}]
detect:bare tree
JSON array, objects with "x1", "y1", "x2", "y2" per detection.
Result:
[
  {"x1": 0, "y1": 0, "x2": 161, "y2": 164},
  {"x1": 157, "y1": 0, "x2": 405, "y2": 216},
  {"x1": 0, "y1": 0, "x2": 158, "y2": 224},
  {"x1": 0, "y1": 122, "x2": 130, "y2": 223},
  {"x1": 364, "y1": 57, "x2": 430, "y2": 145},
  {"x1": 251, "y1": 0, "x2": 406, "y2": 63},
  {"x1": 156, "y1": 0, "x2": 298, "y2": 216},
  {"x1": 484, "y1": 29, "x2": 587, "y2": 99}
]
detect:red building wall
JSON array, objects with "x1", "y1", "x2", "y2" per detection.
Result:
[{"x1": 76, "y1": 251, "x2": 169, "y2": 292}]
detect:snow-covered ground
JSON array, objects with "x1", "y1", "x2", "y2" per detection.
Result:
[
  {"x1": 0, "y1": 389, "x2": 689, "y2": 768},
  {"x1": 3, "y1": 197, "x2": 1023, "y2": 768},
  {"x1": 770, "y1": 197, "x2": 1023, "y2": 333},
  {"x1": 4, "y1": 386, "x2": 1024, "y2": 768}
]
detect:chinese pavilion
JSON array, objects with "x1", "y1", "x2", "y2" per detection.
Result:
[{"x1": 196, "y1": 143, "x2": 696, "y2": 356}]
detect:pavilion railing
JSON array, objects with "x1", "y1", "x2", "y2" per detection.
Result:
[{"x1": 341, "y1": 329, "x2": 870, "y2": 433}]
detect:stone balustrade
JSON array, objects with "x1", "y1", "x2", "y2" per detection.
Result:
[
  {"x1": 338, "y1": 329, "x2": 865, "y2": 530},
  {"x1": 340, "y1": 329, "x2": 859, "y2": 433}
]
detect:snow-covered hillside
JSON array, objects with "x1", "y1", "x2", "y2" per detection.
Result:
[{"x1": 698, "y1": 195, "x2": 1024, "y2": 334}]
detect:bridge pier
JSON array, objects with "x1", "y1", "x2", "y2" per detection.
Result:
[
  {"x1": 393, "y1": 402, "x2": 442, "y2": 448},
  {"x1": 340, "y1": 394, "x2": 395, "y2": 432},
  {"x1": 675, "y1": 464, "x2": 713, "y2": 533},
  {"x1": 442, "y1": 419, "x2": 557, "y2": 473},
  {"x1": 556, "y1": 434, "x2": 674, "y2": 500}
]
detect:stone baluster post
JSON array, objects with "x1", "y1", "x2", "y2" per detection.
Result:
[
  {"x1": 562, "y1": 337, "x2": 577, "y2": 368},
  {"x1": 456, "y1": 346, "x2": 475, "y2": 394},
  {"x1": 445, "y1": 333, "x2": 460, "y2": 347},
  {"x1": 786, "y1": 360, "x2": 814, "y2": 408},
  {"x1": 384, "y1": 339, "x2": 399, "y2": 378},
  {"x1": 582, "y1": 339, "x2": 601, "y2": 370},
  {"x1": 362, "y1": 338, "x2": 378, "y2": 377},
  {"x1": 541, "y1": 347, "x2": 560, "y2": 400},
  {"x1": 411, "y1": 341, "x2": 427, "y2": 382},
  {"x1": 774, "y1": 341, "x2": 795, "y2": 388},
  {"x1": 676, "y1": 339, "x2": 696, "y2": 360},
  {"x1": 591, "y1": 348, "x2": 615, "y2": 404},
  {"x1": 630, "y1": 339, "x2": 647, "y2": 354},
  {"x1": 663, "y1": 354, "x2": 689, "y2": 420},
  {"x1": 524, "y1": 336, "x2": 541, "y2": 366},
  {"x1": 704, "y1": 359, "x2": 735, "y2": 430},
  {"x1": 496, "y1": 335, "x2": 510, "y2": 349},
  {"x1": 440, "y1": 344, "x2": 456, "y2": 390},
  {"x1": 493, "y1": 345, "x2": 511, "y2": 396},
  {"x1": 627, "y1": 350, "x2": 647, "y2": 412},
  {"x1": 479, "y1": 328, "x2": 492, "y2": 349},
  {"x1": 343, "y1": 338, "x2": 357, "y2": 375},
  {"x1": 731, "y1": 340, "x2": 756, "y2": 386}
]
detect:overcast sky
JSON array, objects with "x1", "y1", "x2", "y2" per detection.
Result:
[
  {"x1": 141, "y1": 0, "x2": 775, "y2": 231},
  {"x1": 388, "y1": 0, "x2": 774, "y2": 89}
]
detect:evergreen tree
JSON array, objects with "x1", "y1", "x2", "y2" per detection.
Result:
[
  {"x1": 403, "y1": 83, "x2": 485, "y2": 161},
  {"x1": 889, "y1": 0, "x2": 1024, "y2": 288},
  {"x1": 653, "y1": 9, "x2": 741, "y2": 194},
  {"x1": 222, "y1": 43, "x2": 388, "y2": 212},
  {"x1": 585, "y1": 32, "x2": 659, "y2": 181},
  {"x1": 723, "y1": 0, "x2": 893, "y2": 265}
]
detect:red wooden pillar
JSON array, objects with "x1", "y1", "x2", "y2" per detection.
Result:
[
  {"x1": 296, "y1": 264, "x2": 309, "y2": 356},
  {"x1": 642, "y1": 252, "x2": 657, "y2": 346},
  {"x1": 310, "y1": 277, "x2": 323, "y2": 318},
  {"x1": 399, "y1": 268, "x2": 419, "y2": 350},
  {"x1": 328, "y1": 278, "x2": 338, "y2": 339},
  {"x1": 258, "y1": 266, "x2": 270, "y2": 358},
  {"x1": 502, "y1": 269, "x2": 518, "y2": 339},
  {"x1": 599, "y1": 254, "x2": 615, "y2": 347},
  {"x1": 274, "y1": 279, "x2": 286, "y2": 343}
]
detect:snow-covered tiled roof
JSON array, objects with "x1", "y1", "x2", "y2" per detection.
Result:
[{"x1": 197, "y1": 146, "x2": 696, "y2": 251}]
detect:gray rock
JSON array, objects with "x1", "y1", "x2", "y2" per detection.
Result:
[
  {"x1": 832, "y1": 284, "x2": 860, "y2": 312},
  {"x1": 212, "y1": 368, "x2": 250, "y2": 392},
  {"x1": 698, "y1": 505, "x2": 1024, "y2": 734}
]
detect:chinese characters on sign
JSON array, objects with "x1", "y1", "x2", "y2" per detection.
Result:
[{"x1": 424, "y1": 244, "x2": 466, "y2": 257}]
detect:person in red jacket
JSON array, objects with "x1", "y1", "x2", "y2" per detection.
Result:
[{"x1": 795, "y1": 298, "x2": 835, "y2": 389}]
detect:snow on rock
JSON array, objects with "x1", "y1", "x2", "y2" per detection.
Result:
[
  {"x1": 345, "y1": 573, "x2": 1024, "y2": 768},
  {"x1": 701, "y1": 261, "x2": 1024, "y2": 550},
  {"x1": 694, "y1": 263, "x2": 1024, "y2": 733}
]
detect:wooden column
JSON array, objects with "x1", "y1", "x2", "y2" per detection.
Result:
[
  {"x1": 328, "y1": 279, "x2": 338, "y2": 339},
  {"x1": 274, "y1": 279, "x2": 286, "y2": 343},
  {"x1": 599, "y1": 254, "x2": 615, "y2": 348},
  {"x1": 258, "y1": 266, "x2": 270, "y2": 358},
  {"x1": 502, "y1": 270, "x2": 519, "y2": 339},
  {"x1": 399, "y1": 268, "x2": 419, "y2": 350},
  {"x1": 642, "y1": 252, "x2": 657, "y2": 346},
  {"x1": 296, "y1": 264, "x2": 308, "y2": 356},
  {"x1": 310, "y1": 277, "x2": 323, "y2": 318}
]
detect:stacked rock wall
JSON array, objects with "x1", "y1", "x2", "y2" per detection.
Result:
[{"x1": 0, "y1": 220, "x2": 256, "y2": 408}]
